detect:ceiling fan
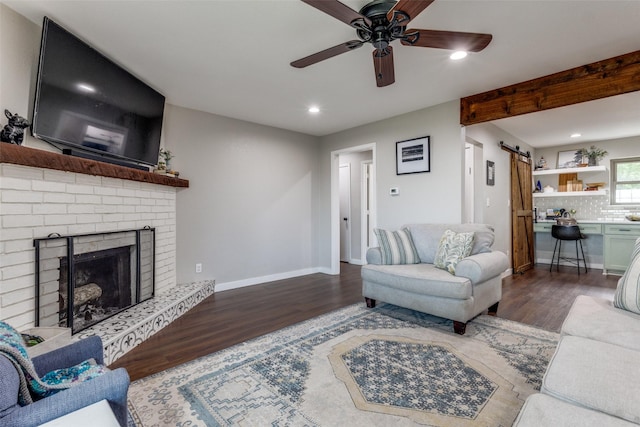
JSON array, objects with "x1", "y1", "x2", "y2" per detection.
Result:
[{"x1": 291, "y1": 0, "x2": 493, "y2": 87}]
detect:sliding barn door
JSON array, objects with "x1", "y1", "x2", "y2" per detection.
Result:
[{"x1": 511, "y1": 153, "x2": 534, "y2": 273}]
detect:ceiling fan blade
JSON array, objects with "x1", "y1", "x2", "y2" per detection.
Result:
[
  {"x1": 401, "y1": 29, "x2": 492, "y2": 52},
  {"x1": 301, "y1": 0, "x2": 371, "y2": 27},
  {"x1": 373, "y1": 46, "x2": 395, "y2": 87},
  {"x1": 291, "y1": 40, "x2": 364, "y2": 68},
  {"x1": 387, "y1": 0, "x2": 435, "y2": 25}
]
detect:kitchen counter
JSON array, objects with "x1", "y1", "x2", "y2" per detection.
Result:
[
  {"x1": 534, "y1": 220, "x2": 640, "y2": 274},
  {"x1": 535, "y1": 219, "x2": 639, "y2": 224}
]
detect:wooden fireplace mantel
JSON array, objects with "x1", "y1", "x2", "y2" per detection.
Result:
[{"x1": 0, "y1": 143, "x2": 189, "y2": 188}]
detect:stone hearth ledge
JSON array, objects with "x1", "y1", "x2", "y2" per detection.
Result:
[
  {"x1": 0, "y1": 143, "x2": 189, "y2": 187},
  {"x1": 72, "y1": 280, "x2": 215, "y2": 365}
]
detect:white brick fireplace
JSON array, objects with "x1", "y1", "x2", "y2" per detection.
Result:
[{"x1": 0, "y1": 161, "x2": 179, "y2": 330}]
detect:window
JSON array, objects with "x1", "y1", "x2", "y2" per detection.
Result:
[{"x1": 611, "y1": 157, "x2": 640, "y2": 205}]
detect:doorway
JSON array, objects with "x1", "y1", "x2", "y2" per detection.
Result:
[
  {"x1": 331, "y1": 144, "x2": 377, "y2": 274},
  {"x1": 463, "y1": 138, "x2": 484, "y2": 224}
]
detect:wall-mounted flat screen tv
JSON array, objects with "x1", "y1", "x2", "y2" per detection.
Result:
[{"x1": 32, "y1": 17, "x2": 165, "y2": 168}]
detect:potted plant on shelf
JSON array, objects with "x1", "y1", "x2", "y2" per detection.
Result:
[{"x1": 575, "y1": 145, "x2": 608, "y2": 166}]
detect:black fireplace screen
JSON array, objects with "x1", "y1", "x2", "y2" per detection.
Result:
[{"x1": 34, "y1": 228, "x2": 155, "y2": 334}]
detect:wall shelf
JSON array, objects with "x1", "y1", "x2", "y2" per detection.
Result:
[
  {"x1": 533, "y1": 190, "x2": 607, "y2": 198},
  {"x1": 533, "y1": 165, "x2": 606, "y2": 176}
]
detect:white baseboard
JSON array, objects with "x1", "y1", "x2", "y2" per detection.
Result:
[
  {"x1": 316, "y1": 266, "x2": 337, "y2": 275},
  {"x1": 215, "y1": 267, "x2": 323, "y2": 292},
  {"x1": 537, "y1": 258, "x2": 603, "y2": 269},
  {"x1": 349, "y1": 258, "x2": 365, "y2": 266}
]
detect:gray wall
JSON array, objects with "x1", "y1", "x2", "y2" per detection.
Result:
[
  {"x1": 465, "y1": 122, "x2": 534, "y2": 260},
  {"x1": 163, "y1": 105, "x2": 320, "y2": 287},
  {"x1": 318, "y1": 101, "x2": 470, "y2": 268}
]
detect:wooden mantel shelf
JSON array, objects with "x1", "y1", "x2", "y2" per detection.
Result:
[{"x1": 0, "y1": 143, "x2": 189, "y2": 188}]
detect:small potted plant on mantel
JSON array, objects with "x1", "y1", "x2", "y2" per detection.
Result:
[
  {"x1": 575, "y1": 145, "x2": 608, "y2": 166},
  {"x1": 154, "y1": 148, "x2": 179, "y2": 177}
]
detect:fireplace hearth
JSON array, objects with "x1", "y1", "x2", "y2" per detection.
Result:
[{"x1": 35, "y1": 228, "x2": 155, "y2": 334}]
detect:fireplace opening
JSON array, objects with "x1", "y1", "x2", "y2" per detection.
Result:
[
  {"x1": 35, "y1": 228, "x2": 155, "y2": 334},
  {"x1": 59, "y1": 245, "x2": 134, "y2": 332}
]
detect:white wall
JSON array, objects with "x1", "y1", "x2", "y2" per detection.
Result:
[
  {"x1": 465, "y1": 122, "x2": 534, "y2": 261},
  {"x1": 318, "y1": 101, "x2": 466, "y2": 268},
  {"x1": 163, "y1": 105, "x2": 320, "y2": 288},
  {"x1": 533, "y1": 135, "x2": 640, "y2": 221}
]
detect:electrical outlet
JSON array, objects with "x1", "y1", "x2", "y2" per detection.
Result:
[{"x1": 195, "y1": 263, "x2": 202, "y2": 273}]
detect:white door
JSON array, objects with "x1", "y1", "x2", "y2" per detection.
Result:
[{"x1": 339, "y1": 164, "x2": 351, "y2": 262}]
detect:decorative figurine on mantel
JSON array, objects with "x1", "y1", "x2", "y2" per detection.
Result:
[
  {"x1": 1, "y1": 109, "x2": 30, "y2": 145},
  {"x1": 536, "y1": 156, "x2": 548, "y2": 170}
]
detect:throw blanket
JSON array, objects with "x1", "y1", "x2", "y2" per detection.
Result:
[{"x1": 0, "y1": 321, "x2": 107, "y2": 405}]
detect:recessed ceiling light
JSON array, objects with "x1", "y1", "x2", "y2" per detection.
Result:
[
  {"x1": 308, "y1": 106, "x2": 320, "y2": 114},
  {"x1": 570, "y1": 133, "x2": 582, "y2": 138},
  {"x1": 450, "y1": 51, "x2": 468, "y2": 60},
  {"x1": 76, "y1": 83, "x2": 96, "y2": 93}
]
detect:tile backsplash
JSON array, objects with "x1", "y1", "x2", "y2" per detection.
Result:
[{"x1": 534, "y1": 194, "x2": 638, "y2": 221}]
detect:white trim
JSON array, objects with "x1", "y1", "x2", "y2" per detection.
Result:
[
  {"x1": 214, "y1": 268, "x2": 322, "y2": 292},
  {"x1": 361, "y1": 160, "x2": 374, "y2": 264},
  {"x1": 339, "y1": 163, "x2": 352, "y2": 263},
  {"x1": 330, "y1": 143, "x2": 376, "y2": 275},
  {"x1": 349, "y1": 258, "x2": 365, "y2": 266},
  {"x1": 536, "y1": 258, "x2": 603, "y2": 270}
]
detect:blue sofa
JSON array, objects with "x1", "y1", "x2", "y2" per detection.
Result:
[{"x1": 0, "y1": 335, "x2": 130, "y2": 427}]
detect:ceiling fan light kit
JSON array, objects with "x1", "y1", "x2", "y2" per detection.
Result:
[{"x1": 292, "y1": 0, "x2": 493, "y2": 87}]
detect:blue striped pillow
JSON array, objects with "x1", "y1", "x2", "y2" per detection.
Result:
[
  {"x1": 614, "y1": 237, "x2": 640, "y2": 314},
  {"x1": 374, "y1": 228, "x2": 420, "y2": 265}
]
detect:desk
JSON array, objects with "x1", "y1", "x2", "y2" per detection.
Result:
[
  {"x1": 39, "y1": 400, "x2": 119, "y2": 427},
  {"x1": 534, "y1": 221, "x2": 640, "y2": 274}
]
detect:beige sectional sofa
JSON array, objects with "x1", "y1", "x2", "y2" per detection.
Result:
[
  {"x1": 514, "y1": 237, "x2": 640, "y2": 426},
  {"x1": 361, "y1": 224, "x2": 509, "y2": 335}
]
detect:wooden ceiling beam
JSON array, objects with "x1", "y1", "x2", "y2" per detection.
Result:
[{"x1": 460, "y1": 50, "x2": 640, "y2": 126}]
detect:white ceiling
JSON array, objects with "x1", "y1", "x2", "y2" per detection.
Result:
[{"x1": 4, "y1": 0, "x2": 640, "y2": 146}]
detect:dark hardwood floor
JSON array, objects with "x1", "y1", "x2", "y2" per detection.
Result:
[{"x1": 111, "y1": 263, "x2": 618, "y2": 381}]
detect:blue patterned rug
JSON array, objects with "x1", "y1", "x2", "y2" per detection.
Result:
[{"x1": 128, "y1": 304, "x2": 558, "y2": 426}]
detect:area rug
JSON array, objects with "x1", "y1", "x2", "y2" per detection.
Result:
[{"x1": 128, "y1": 303, "x2": 559, "y2": 426}]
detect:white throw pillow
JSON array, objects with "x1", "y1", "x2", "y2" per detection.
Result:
[
  {"x1": 434, "y1": 229, "x2": 475, "y2": 274},
  {"x1": 614, "y1": 237, "x2": 640, "y2": 315},
  {"x1": 374, "y1": 228, "x2": 420, "y2": 265}
]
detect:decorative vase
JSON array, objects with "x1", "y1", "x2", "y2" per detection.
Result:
[{"x1": 588, "y1": 155, "x2": 597, "y2": 166}]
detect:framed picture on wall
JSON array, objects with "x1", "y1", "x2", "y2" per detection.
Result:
[
  {"x1": 486, "y1": 160, "x2": 495, "y2": 186},
  {"x1": 557, "y1": 149, "x2": 579, "y2": 168},
  {"x1": 396, "y1": 136, "x2": 430, "y2": 175}
]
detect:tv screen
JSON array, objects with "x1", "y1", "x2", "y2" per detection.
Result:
[{"x1": 32, "y1": 17, "x2": 165, "y2": 167}]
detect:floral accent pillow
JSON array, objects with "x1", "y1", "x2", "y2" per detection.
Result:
[{"x1": 434, "y1": 230, "x2": 475, "y2": 274}]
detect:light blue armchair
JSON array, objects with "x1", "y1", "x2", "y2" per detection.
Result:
[{"x1": 0, "y1": 335, "x2": 130, "y2": 427}]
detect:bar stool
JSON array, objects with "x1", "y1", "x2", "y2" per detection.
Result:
[{"x1": 550, "y1": 225, "x2": 588, "y2": 274}]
